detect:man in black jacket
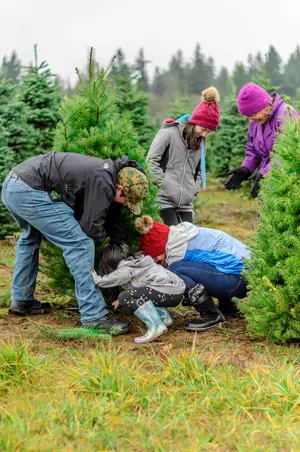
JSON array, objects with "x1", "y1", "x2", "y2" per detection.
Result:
[{"x1": 1, "y1": 152, "x2": 149, "y2": 334}]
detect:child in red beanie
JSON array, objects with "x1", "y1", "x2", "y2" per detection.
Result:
[
  {"x1": 136, "y1": 215, "x2": 250, "y2": 332},
  {"x1": 147, "y1": 87, "x2": 220, "y2": 226},
  {"x1": 92, "y1": 244, "x2": 185, "y2": 344}
]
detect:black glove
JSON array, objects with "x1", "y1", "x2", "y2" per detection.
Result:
[
  {"x1": 249, "y1": 171, "x2": 262, "y2": 198},
  {"x1": 224, "y1": 166, "x2": 251, "y2": 190}
]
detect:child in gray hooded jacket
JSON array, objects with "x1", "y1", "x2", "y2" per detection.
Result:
[{"x1": 92, "y1": 245, "x2": 185, "y2": 344}]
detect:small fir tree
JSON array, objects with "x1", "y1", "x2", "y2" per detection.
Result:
[
  {"x1": 169, "y1": 96, "x2": 194, "y2": 120},
  {"x1": 0, "y1": 75, "x2": 36, "y2": 238},
  {"x1": 19, "y1": 45, "x2": 61, "y2": 155},
  {"x1": 242, "y1": 117, "x2": 300, "y2": 342},
  {"x1": 113, "y1": 65, "x2": 153, "y2": 149},
  {"x1": 207, "y1": 93, "x2": 248, "y2": 176},
  {"x1": 41, "y1": 49, "x2": 160, "y2": 293}
]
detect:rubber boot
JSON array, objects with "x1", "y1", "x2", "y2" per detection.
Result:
[
  {"x1": 134, "y1": 300, "x2": 168, "y2": 344},
  {"x1": 156, "y1": 307, "x2": 174, "y2": 326},
  {"x1": 185, "y1": 284, "x2": 225, "y2": 332}
]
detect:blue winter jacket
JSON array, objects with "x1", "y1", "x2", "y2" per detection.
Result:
[{"x1": 166, "y1": 222, "x2": 251, "y2": 275}]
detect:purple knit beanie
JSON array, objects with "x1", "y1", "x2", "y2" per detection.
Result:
[{"x1": 237, "y1": 83, "x2": 271, "y2": 117}]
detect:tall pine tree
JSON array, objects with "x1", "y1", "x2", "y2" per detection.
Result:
[
  {"x1": 265, "y1": 45, "x2": 283, "y2": 89},
  {"x1": 19, "y1": 45, "x2": 61, "y2": 155},
  {"x1": 242, "y1": 117, "x2": 300, "y2": 342},
  {"x1": 232, "y1": 62, "x2": 249, "y2": 91},
  {"x1": 134, "y1": 48, "x2": 150, "y2": 93},
  {"x1": 1, "y1": 51, "x2": 21, "y2": 84},
  {"x1": 41, "y1": 49, "x2": 160, "y2": 293}
]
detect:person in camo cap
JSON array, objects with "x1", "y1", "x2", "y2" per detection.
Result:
[
  {"x1": 118, "y1": 166, "x2": 149, "y2": 215},
  {"x1": 1, "y1": 151, "x2": 148, "y2": 335}
]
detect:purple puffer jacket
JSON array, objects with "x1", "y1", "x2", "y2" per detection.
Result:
[{"x1": 241, "y1": 93, "x2": 299, "y2": 176}]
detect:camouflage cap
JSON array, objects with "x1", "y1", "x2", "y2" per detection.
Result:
[{"x1": 118, "y1": 167, "x2": 149, "y2": 215}]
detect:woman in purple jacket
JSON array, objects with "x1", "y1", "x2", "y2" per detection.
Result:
[{"x1": 224, "y1": 83, "x2": 298, "y2": 198}]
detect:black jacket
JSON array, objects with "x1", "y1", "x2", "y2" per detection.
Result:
[{"x1": 13, "y1": 152, "x2": 143, "y2": 244}]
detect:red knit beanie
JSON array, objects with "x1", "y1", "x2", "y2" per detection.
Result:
[
  {"x1": 135, "y1": 215, "x2": 170, "y2": 258},
  {"x1": 188, "y1": 87, "x2": 220, "y2": 131}
]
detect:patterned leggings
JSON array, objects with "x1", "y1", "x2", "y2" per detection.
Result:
[{"x1": 118, "y1": 286, "x2": 183, "y2": 313}]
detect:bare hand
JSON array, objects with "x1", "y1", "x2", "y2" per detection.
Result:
[{"x1": 112, "y1": 300, "x2": 120, "y2": 310}]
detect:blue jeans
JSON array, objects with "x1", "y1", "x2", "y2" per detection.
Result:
[
  {"x1": 168, "y1": 261, "x2": 247, "y2": 302},
  {"x1": 1, "y1": 174, "x2": 109, "y2": 322}
]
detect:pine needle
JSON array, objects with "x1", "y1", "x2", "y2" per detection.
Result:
[{"x1": 38, "y1": 325, "x2": 112, "y2": 340}]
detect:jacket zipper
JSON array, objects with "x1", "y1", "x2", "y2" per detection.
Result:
[{"x1": 178, "y1": 151, "x2": 190, "y2": 208}]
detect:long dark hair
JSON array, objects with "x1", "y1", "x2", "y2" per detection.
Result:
[
  {"x1": 183, "y1": 123, "x2": 202, "y2": 151},
  {"x1": 98, "y1": 243, "x2": 131, "y2": 276}
]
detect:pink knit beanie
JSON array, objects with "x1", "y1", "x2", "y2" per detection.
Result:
[
  {"x1": 237, "y1": 83, "x2": 271, "y2": 117},
  {"x1": 188, "y1": 87, "x2": 220, "y2": 131}
]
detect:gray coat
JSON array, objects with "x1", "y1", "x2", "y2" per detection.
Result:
[
  {"x1": 92, "y1": 253, "x2": 186, "y2": 295},
  {"x1": 146, "y1": 120, "x2": 201, "y2": 210}
]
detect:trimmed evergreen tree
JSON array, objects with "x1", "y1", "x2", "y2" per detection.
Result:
[
  {"x1": 41, "y1": 48, "x2": 160, "y2": 293},
  {"x1": 113, "y1": 65, "x2": 153, "y2": 149},
  {"x1": 207, "y1": 93, "x2": 248, "y2": 176},
  {"x1": 169, "y1": 96, "x2": 194, "y2": 120},
  {"x1": 19, "y1": 45, "x2": 61, "y2": 155},
  {"x1": 0, "y1": 75, "x2": 36, "y2": 237},
  {"x1": 242, "y1": 117, "x2": 300, "y2": 342}
]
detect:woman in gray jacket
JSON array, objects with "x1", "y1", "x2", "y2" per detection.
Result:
[{"x1": 147, "y1": 87, "x2": 220, "y2": 226}]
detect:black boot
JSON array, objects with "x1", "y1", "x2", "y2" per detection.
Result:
[
  {"x1": 185, "y1": 284, "x2": 225, "y2": 332},
  {"x1": 218, "y1": 299, "x2": 241, "y2": 317},
  {"x1": 81, "y1": 316, "x2": 130, "y2": 336},
  {"x1": 9, "y1": 300, "x2": 51, "y2": 316}
]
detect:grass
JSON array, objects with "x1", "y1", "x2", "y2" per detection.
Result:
[
  {"x1": 0, "y1": 341, "x2": 299, "y2": 451},
  {"x1": 0, "y1": 179, "x2": 299, "y2": 450}
]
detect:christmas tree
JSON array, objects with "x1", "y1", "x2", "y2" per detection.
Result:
[
  {"x1": 113, "y1": 64, "x2": 153, "y2": 149},
  {"x1": 19, "y1": 45, "x2": 61, "y2": 155},
  {"x1": 0, "y1": 75, "x2": 35, "y2": 238},
  {"x1": 207, "y1": 93, "x2": 248, "y2": 176},
  {"x1": 41, "y1": 49, "x2": 160, "y2": 293},
  {"x1": 242, "y1": 117, "x2": 300, "y2": 342}
]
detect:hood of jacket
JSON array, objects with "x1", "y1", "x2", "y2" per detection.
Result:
[
  {"x1": 118, "y1": 253, "x2": 153, "y2": 270},
  {"x1": 162, "y1": 118, "x2": 186, "y2": 136},
  {"x1": 166, "y1": 222, "x2": 199, "y2": 265}
]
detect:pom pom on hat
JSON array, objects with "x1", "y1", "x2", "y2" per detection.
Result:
[
  {"x1": 202, "y1": 87, "x2": 220, "y2": 103},
  {"x1": 188, "y1": 86, "x2": 220, "y2": 131},
  {"x1": 135, "y1": 215, "x2": 154, "y2": 235},
  {"x1": 135, "y1": 215, "x2": 170, "y2": 258}
]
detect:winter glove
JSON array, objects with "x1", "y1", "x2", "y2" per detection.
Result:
[
  {"x1": 249, "y1": 171, "x2": 262, "y2": 198},
  {"x1": 224, "y1": 166, "x2": 251, "y2": 190}
]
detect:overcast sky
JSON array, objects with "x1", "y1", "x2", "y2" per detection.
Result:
[{"x1": 1, "y1": 0, "x2": 300, "y2": 84}]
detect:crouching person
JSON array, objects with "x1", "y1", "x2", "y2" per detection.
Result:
[
  {"x1": 92, "y1": 244, "x2": 185, "y2": 343},
  {"x1": 136, "y1": 216, "x2": 250, "y2": 332},
  {"x1": 1, "y1": 151, "x2": 148, "y2": 335}
]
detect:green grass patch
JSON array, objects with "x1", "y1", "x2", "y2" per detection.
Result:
[{"x1": 0, "y1": 342, "x2": 299, "y2": 450}]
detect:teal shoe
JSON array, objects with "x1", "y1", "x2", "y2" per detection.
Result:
[{"x1": 156, "y1": 307, "x2": 174, "y2": 326}]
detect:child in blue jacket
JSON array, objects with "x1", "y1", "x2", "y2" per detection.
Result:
[{"x1": 136, "y1": 216, "x2": 250, "y2": 332}]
